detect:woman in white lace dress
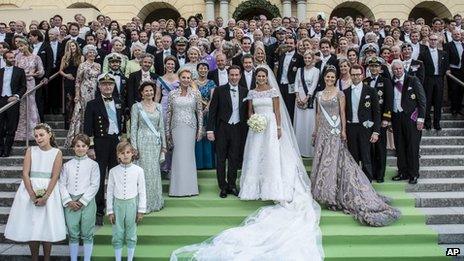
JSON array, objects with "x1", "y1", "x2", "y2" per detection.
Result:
[{"x1": 239, "y1": 67, "x2": 290, "y2": 201}]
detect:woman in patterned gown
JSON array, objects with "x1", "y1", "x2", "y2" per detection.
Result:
[
  {"x1": 65, "y1": 45, "x2": 101, "y2": 147},
  {"x1": 310, "y1": 66, "x2": 401, "y2": 227},
  {"x1": 131, "y1": 81, "x2": 167, "y2": 212},
  {"x1": 14, "y1": 38, "x2": 44, "y2": 141},
  {"x1": 194, "y1": 62, "x2": 216, "y2": 169},
  {"x1": 156, "y1": 56, "x2": 179, "y2": 175}
]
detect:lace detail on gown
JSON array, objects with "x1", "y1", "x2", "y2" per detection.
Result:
[{"x1": 310, "y1": 92, "x2": 401, "y2": 227}]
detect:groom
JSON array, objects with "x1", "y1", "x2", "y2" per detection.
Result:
[{"x1": 207, "y1": 65, "x2": 249, "y2": 198}]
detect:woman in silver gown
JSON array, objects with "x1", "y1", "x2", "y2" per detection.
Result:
[
  {"x1": 166, "y1": 68, "x2": 203, "y2": 197},
  {"x1": 310, "y1": 66, "x2": 401, "y2": 227},
  {"x1": 131, "y1": 82, "x2": 167, "y2": 212}
]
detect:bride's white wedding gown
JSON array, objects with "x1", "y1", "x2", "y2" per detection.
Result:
[
  {"x1": 240, "y1": 88, "x2": 293, "y2": 202},
  {"x1": 170, "y1": 64, "x2": 323, "y2": 261}
]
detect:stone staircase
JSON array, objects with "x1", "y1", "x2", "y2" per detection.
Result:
[{"x1": 0, "y1": 113, "x2": 462, "y2": 259}]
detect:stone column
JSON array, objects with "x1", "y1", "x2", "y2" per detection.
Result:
[
  {"x1": 282, "y1": 0, "x2": 292, "y2": 18},
  {"x1": 220, "y1": 0, "x2": 230, "y2": 21},
  {"x1": 205, "y1": 0, "x2": 215, "y2": 21},
  {"x1": 296, "y1": 0, "x2": 307, "y2": 21}
]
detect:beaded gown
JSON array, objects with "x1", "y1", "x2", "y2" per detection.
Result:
[
  {"x1": 194, "y1": 79, "x2": 216, "y2": 169},
  {"x1": 310, "y1": 91, "x2": 401, "y2": 226},
  {"x1": 131, "y1": 102, "x2": 166, "y2": 212},
  {"x1": 166, "y1": 88, "x2": 203, "y2": 196}
]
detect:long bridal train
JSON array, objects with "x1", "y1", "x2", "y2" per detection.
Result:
[{"x1": 170, "y1": 64, "x2": 324, "y2": 260}]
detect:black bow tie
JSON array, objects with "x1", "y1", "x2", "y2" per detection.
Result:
[
  {"x1": 103, "y1": 97, "x2": 113, "y2": 102},
  {"x1": 178, "y1": 55, "x2": 185, "y2": 59},
  {"x1": 111, "y1": 72, "x2": 121, "y2": 76}
]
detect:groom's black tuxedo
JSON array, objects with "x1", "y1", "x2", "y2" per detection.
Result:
[{"x1": 207, "y1": 83, "x2": 249, "y2": 191}]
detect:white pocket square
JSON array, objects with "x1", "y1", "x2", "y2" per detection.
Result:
[
  {"x1": 408, "y1": 87, "x2": 412, "y2": 90},
  {"x1": 365, "y1": 95, "x2": 370, "y2": 99}
]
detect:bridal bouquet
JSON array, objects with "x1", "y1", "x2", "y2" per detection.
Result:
[
  {"x1": 34, "y1": 189, "x2": 47, "y2": 198},
  {"x1": 248, "y1": 114, "x2": 267, "y2": 133}
]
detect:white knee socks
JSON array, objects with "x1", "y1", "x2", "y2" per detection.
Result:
[
  {"x1": 127, "y1": 248, "x2": 135, "y2": 261},
  {"x1": 83, "y1": 243, "x2": 93, "y2": 261},
  {"x1": 69, "y1": 243, "x2": 79, "y2": 261},
  {"x1": 115, "y1": 248, "x2": 122, "y2": 261}
]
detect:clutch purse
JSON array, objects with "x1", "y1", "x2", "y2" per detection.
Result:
[{"x1": 159, "y1": 151, "x2": 166, "y2": 164}]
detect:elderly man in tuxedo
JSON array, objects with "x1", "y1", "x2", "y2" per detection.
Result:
[
  {"x1": 390, "y1": 60, "x2": 426, "y2": 184},
  {"x1": 0, "y1": 51, "x2": 26, "y2": 157},
  {"x1": 84, "y1": 73, "x2": 124, "y2": 225}
]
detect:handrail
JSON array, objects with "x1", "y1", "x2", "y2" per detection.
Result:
[
  {"x1": 0, "y1": 72, "x2": 60, "y2": 147},
  {"x1": 447, "y1": 71, "x2": 464, "y2": 87}
]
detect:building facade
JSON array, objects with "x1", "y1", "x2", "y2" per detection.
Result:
[{"x1": 0, "y1": 0, "x2": 462, "y2": 25}]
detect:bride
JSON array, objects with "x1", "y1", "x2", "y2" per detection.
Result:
[{"x1": 170, "y1": 42, "x2": 323, "y2": 260}]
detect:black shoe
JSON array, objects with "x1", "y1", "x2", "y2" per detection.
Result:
[
  {"x1": 376, "y1": 178, "x2": 385, "y2": 183},
  {"x1": 392, "y1": 174, "x2": 408, "y2": 181},
  {"x1": 434, "y1": 125, "x2": 442, "y2": 131},
  {"x1": 424, "y1": 123, "x2": 432, "y2": 130},
  {"x1": 1, "y1": 150, "x2": 10, "y2": 157},
  {"x1": 95, "y1": 215, "x2": 104, "y2": 226},
  {"x1": 219, "y1": 189, "x2": 228, "y2": 198},
  {"x1": 228, "y1": 188, "x2": 239, "y2": 197},
  {"x1": 408, "y1": 176, "x2": 418, "y2": 184}
]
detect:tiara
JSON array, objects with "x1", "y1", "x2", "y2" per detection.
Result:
[{"x1": 325, "y1": 65, "x2": 337, "y2": 71}]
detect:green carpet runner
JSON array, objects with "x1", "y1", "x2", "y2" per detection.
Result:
[{"x1": 91, "y1": 160, "x2": 448, "y2": 260}]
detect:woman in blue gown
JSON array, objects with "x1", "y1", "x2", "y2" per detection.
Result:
[{"x1": 194, "y1": 61, "x2": 216, "y2": 169}]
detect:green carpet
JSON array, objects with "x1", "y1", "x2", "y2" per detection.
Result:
[{"x1": 91, "y1": 159, "x2": 449, "y2": 260}]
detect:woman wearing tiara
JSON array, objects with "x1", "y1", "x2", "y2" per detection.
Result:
[
  {"x1": 170, "y1": 46, "x2": 324, "y2": 260},
  {"x1": 310, "y1": 66, "x2": 401, "y2": 226}
]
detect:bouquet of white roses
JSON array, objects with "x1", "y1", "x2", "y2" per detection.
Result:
[
  {"x1": 34, "y1": 188, "x2": 47, "y2": 198},
  {"x1": 247, "y1": 114, "x2": 267, "y2": 133}
]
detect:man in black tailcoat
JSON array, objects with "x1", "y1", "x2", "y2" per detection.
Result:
[
  {"x1": 390, "y1": 60, "x2": 426, "y2": 185},
  {"x1": 207, "y1": 65, "x2": 248, "y2": 198},
  {"x1": 344, "y1": 64, "x2": 381, "y2": 181}
]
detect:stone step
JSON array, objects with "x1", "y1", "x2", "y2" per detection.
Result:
[
  {"x1": 419, "y1": 166, "x2": 464, "y2": 179},
  {"x1": 421, "y1": 136, "x2": 464, "y2": 146},
  {"x1": 439, "y1": 120, "x2": 464, "y2": 128},
  {"x1": 406, "y1": 179, "x2": 464, "y2": 193},
  {"x1": 441, "y1": 113, "x2": 464, "y2": 120},
  {"x1": 46, "y1": 121, "x2": 65, "y2": 130},
  {"x1": 0, "y1": 156, "x2": 73, "y2": 166},
  {"x1": 413, "y1": 193, "x2": 464, "y2": 208},
  {"x1": 420, "y1": 207, "x2": 464, "y2": 225},
  {"x1": 429, "y1": 224, "x2": 464, "y2": 244},
  {"x1": 10, "y1": 147, "x2": 73, "y2": 157},
  {"x1": 13, "y1": 137, "x2": 66, "y2": 147},
  {"x1": 44, "y1": 114, "x2": 64, "y2": 121},
  {"x1": 420, "y1": 145, "x2": 464, "y2": 155},
  {"x1": 387, "y1": 155, "x2": 464, "y2": 167},
  {"x1": 422, "y1": 128, "x2": 464, "y2": 137}
]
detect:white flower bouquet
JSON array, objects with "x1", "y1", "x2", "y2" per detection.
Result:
[
  {"x1": 247, "y1": 114, "x2": 267, "y2": 133},
  {"x1": 34, "y1": 188, "x2": 47, "y2": 198}
]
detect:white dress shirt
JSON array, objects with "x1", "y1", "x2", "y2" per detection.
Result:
[
  {"x1": 369, "y1": 75, "x2": 379, "y2": 88},
  {"x1": 0, "y1": 33, "x2": 5, "y2": 42},
  {"x1": 0, "y1": 57, "x2": 5, "y2": 69},
  {"x1": 403, "y1": 59, "x2": 412, "y2": 72},
  {"x1": 1, "y1": 66, "x2": 13, "y2": 97},
  {"x1": 280, "y1": 50, "x2": 295, "y2": 84},
  {"x1": 218, "y1": 68, "x2": 228, "y2": 86},
  {"x1": 189, "y1": 27, "x2": 197, "y2": 36},
  {"x1": 404, "y1": 33, "x2": 411, "y2": 43},
  {"x1": 244, "y1": 70, "x2": 253, "y2": 90},
  {"x1": 429, "y1": 47, "x2": 439, "y2": 75},
  {"x1": 228, "y1": 84, "x2": 240, "y2": 124},
  {"x1": 451, "y1": 41, "x2": 463, "y2": 69},
  {"x1": 106, "y1": 163, "x2": 147, "y2": 215},
  {"x1": 32, "y1": 42, "x2": 43, "y2": 55},
  {"x1": 350, "y1": 83, "x2": 363, "y2": 123},
  {"x1": 59, "y1": 156, "x2": 100, "y2": 207},
  {"x1": 354, "y1": 27, "x2": 364, "y2": 43},
  {"x1": 163, "y1": 48, "x2": 172, "y2": 60},
  {"x1": 50, "y1": 40, "x2": 59, "y2": 68},
  {"x1": 393, "y1": 75, "x2": 405, "y2": 113},
  {"x1": 320, "y1": 54, "x2": 331, "y2": 72},
  {"x1": 141, "y1": 70, "x2": 151, "y2": 82},
  {"x1": 411, "y1": 42, "x2": 420, "y2": 60}
]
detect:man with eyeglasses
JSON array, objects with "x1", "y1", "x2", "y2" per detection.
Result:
[
  {"x1": 344, "y1": 64, "x2": 380, "y2": 182},
  {"x1": 419, "y1": 34, "x2": 449, "y2": 130}
]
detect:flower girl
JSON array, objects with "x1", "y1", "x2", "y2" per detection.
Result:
[
  {"x1": 4, "y1": 123, "x2": 66, "y2": 261},
  {"x1": 59, "y1": 134, "x2": 100, "y2": 261},
  {"x1": 107, "y1": 141, "x2": 147, "y2": 261}
]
